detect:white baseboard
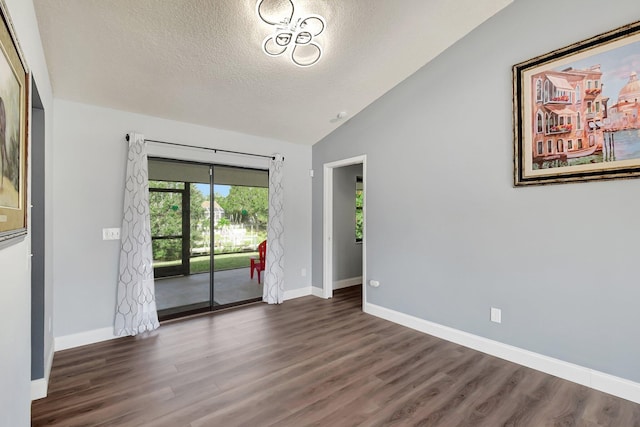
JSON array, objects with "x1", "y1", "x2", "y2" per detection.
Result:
[
  {"x1": 311, "y1": 286, "x2": 324, "y2": 298},
  {"x1": 55, "y1": 327, "x2": 118, "y2": 352},
  {"x1": 283, "y1": 286, "x2": 327, "y2": 300},
  {"x1": 45, "y1": 343, "x2": 54, "y2": 378},
  {"x1": 364, "y1": 302, "x2": 640, "y2": 404},
  {"x1": 54, "y1": 290, "x2": 321, "y2": 351},
  {"x1": 333, "y1": 276, "x2": 362, "y2": 290},
  {"x1": 31, "y1": 344, "x2": 55, "y2": 400},
  {"x1": 31, "y1": 378, "x2": 48, "y2": 401},
  {"x1": 284, "y1": 286, "x2": 312, "y2": 300}
]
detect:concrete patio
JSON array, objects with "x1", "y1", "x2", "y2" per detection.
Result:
[{"x1": 154, "y1": 267, "x2": 263, "y2": 313}]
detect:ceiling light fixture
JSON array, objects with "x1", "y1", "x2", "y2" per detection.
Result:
[{"x1": 256, "y1": 0, "x2": 325, "y2": 67}]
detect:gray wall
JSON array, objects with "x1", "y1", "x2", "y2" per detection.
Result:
[
  {"x1": 0, "y1": 0, "x2": 54, "y2": 424},
  {"x1": 313, "y1": 0, "x2": 640, "y2": 382},
  {"x1": 52, "y1": 99, "x2": 312, "y2": 338},
  {"x1": 333, "y1": 164, "x2": 363, "y2": 284}
]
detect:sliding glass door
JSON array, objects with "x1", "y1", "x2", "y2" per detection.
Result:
[{"x1": 148, "y1": 158, "x2": 268, "y2": 320}]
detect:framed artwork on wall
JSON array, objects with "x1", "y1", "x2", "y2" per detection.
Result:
[
  {"x1": 0, "y1": 0, "x2": 29, "y2": 243},
  {"x1": 513, "y1": 21, "x2": 640, "y2": 186}
]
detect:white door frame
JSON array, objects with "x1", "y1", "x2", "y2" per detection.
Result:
[{"x1": 323, "y1": 155, "x2": 367, "y2": 307}]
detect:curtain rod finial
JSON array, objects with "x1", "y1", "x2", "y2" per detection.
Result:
[{"x1": 125, "y1": 134, "x2": 130, "y2": 142}]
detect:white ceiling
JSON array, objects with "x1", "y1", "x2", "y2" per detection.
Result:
[{"x1": 34, "y1": 0, "x2": 512, "y2": 145}]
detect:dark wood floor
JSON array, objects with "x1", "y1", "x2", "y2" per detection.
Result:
[{"x1": 32, "y1": 286, "x2": 640, "y2": 426}]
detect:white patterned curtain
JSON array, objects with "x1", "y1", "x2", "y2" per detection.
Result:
[
  {"x1": 114, "y1": 133, "x2": 160, "y2": 336},
  {"x1": 263, "y1": 154, "x2": 285, "y2": 304}
]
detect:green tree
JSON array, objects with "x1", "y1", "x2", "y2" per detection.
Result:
[
  {"x1": 189, "y1": 184, "x2": 209, "y2": 251},
  {"x1": 217, "y1": 186, "x2": 268, "y2": 228},
  {"x1": 216, "y1": 217, "x2": 230, "y2": 229},
  {"x1": 148, "y1": 181, "x2": 209, "y2": 261}
]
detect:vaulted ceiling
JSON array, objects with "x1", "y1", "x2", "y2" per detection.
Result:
[{"x1": 34, "y1": 0, "x2": 512, "y2": 145}]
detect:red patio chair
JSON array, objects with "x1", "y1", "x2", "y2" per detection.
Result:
[{"x1": 250, "y1": 240, "x2": 266, "y2": 284}]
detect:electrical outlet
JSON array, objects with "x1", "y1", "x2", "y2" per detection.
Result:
[
  {"x1": 301, "y1": 268, "x2": 307, "y2": 277},
  {"x1": 102, "y1": 228, "x2": 121, "y2": 240},
  {"x1": 369, "y1": 280, "x2": 380, "y2": 288},
  {"x1": 490, "y1": 307, "x2": 502, "y2": 323}
]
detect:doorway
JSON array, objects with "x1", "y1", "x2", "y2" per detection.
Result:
[
  {"x1": 323, "y1": 155, "x2": 366, "y2": 307},
  {"x1": 148, "y1": 158, "x2": 269, "y2": 320},
  {"x1": 31, "y1": 78, "x2": 46, "y2": 382}
]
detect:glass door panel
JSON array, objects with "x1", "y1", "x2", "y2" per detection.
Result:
[
  {"x1": 149, "y1": 160, "x2": 212, "y2": 319},
  {"x1": 213, "y1": 166, "x2": 268, "y2": 307}
]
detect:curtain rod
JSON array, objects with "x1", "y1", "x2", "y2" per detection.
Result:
[{"x1": 125, "y1": 134, "x2": 280, "y2": 161}]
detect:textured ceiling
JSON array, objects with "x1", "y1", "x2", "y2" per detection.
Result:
[{"x1": 34, "y1": 0, "x2": 512, "y2": 145}]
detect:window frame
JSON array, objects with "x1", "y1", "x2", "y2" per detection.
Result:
[{"x1": 355, "y1": 176, "x2": 363, "y2": 243}]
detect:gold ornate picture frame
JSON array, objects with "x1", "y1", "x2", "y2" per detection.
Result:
[
  {"x1": 0, "y1": 1, "x2": 29, "y2": 243},
  {"x1": 514, "y1": 21, "x2": 640, "y2": 186}
]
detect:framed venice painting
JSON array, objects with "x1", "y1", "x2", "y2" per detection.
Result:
[
  {"x1": 513, "y1": 21, "x2": 640, "y2": 186},
  {"x1": 0, "y1": 1, "x2": 28, "y2": 243}
]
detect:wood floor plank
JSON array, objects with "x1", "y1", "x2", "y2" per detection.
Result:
[
  {"x1": 31, "y1": 286, "x2": 640, "y2": 426},
  {"x1": 269, "y1": 374, "x2": 384, "y2": 427}
]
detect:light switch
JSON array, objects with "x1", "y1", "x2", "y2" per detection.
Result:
[{"x1": 102, "y1": 228, "x2": 121, "y2": 240}]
